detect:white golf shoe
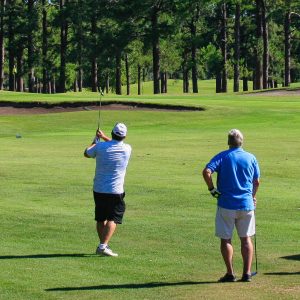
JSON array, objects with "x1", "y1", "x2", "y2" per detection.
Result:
[{"x1": 96, "y1": 246, "x2": 118, "y2": 257}]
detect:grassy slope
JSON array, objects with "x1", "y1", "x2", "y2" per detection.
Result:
[{"x1": 0, "y1": 82, "x2": 299, "y2": 299}]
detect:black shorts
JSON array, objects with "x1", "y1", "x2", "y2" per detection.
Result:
[{"x1": 93, "y1": 191, "x2": 126, "y2": 224}]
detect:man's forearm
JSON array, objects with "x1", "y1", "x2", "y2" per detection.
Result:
[
  {"x1": 252, "y1": 178, "x2": 260, "y2": 198},
  {"x1": 84, "y1": 144, "x2": 96, "y2": 158},
  {"x1": 202, "y1": 168, "x2": 214, "y2": 190}
]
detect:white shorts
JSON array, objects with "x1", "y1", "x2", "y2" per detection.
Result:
[{"x1": 215, "y1": 207, "x2": 255, "y2": 239}]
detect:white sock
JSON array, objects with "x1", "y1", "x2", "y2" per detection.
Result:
[{"x1": 99, "y1": 243, "x2": 107, "y2": 250}]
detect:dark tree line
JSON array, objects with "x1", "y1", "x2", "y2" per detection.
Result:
[{"x1": 0, "y1": 0, "x2": 300, "y2": 95}]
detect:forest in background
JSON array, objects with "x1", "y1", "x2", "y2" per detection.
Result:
[{"x1": 1, "y1": 0, "x2": 300, "y2": 95}]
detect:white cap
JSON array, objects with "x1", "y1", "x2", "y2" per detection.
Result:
[{"x1": 112, "y1": 123, "x2": 127, "y2": 137}]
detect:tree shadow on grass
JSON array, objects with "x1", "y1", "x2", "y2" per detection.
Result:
[
  {"x1": 45, "y1": 281, "x2": 217, "y2": 292},
  {"x1": 264, "y1": 272, "x2": 300, "y2": 276},
  {"x1": 280, "y1": 254, "x2": 300, "y2": 261},
  {"x1": 264, "y1": 254, "x2": 300, "y2": 276},
  {"x1": 0, "y1": 254, "x2": 94, "y2": 259}
]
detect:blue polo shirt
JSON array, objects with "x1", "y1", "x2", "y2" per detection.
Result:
[
  {"x1": 206, "y1": 147, "x2": 260, "y2": 210},
  {"x1": 86, "y1": 140, "x2": 131, "y2": 194}
]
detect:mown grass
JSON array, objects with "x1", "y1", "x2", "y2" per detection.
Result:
[
  {"x1": 0, "y1": 86, "x2": 299, "y2": 299},
  {"x1": 0, "y1": 79, "x2": 300, "y2": 105}
]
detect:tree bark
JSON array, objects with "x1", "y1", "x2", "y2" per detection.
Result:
[
  {"x1": 138, "y1": 64, "x2": 141, "y2": 95},
  {"x1": 0, "y1": 0, "x2": 5, "y2": 90},
  {"x1": 182, "y1": 49, "x2": 189, "y2": 93},
  {"x1": 125, "y1": 53, "x2": 130, "y2": 95},
  {"x1": 151, "y1": 4, "x2": 160, "y2": 94},
  {"x1": 261, "y1": 0, "x2": 268, "y2": 89},
  {"x1": 220, "y1": 2, "x2": 227, "y2": 93},
  {"x1": 190, "y1": 21, "x2": 198, "y2": 93},
  {"x1": 105, "y1": 73, "x2": 109, "y2": 94},
  {"x1": 16, "y1": 49, "x2": 23, "y2": 92},
  {"x1": 254, "y1": 0, "x2": 263, "y2": 90},
  {"x1": 27, "y1": 0, "x2": 34, "y2": 92},
  {"x1": 91, "y1": 11, "x2": 97, "y2": 92},
  {"x1": 233, "y1": 2, "x2": 240, "y2": 92},
  {"x1": 284, "y1": 9, "x2": 291, "y2": 87},
  {"x1": 78, "y1": 68, "x2": 83, "y2": 92},
  {"x1": 58, "y1": 0, "x2": 68, "y2": 93},
  {"x1": 115, "y1": 51, "x2": 122, "y2": 95},
  {"x1": 77, "y1": 0, "x2": 83, "y2": 92},
  {"x1": 242, "y1": 77, "x2": 248, "y2": 91},
  {"x1": 216, "y1": 72, "x2": 222, "y2": 93},
  {"x1": 8, "y1": 0, "x2": 15, "y2": 91},
  {"x1": 42, "y1": 0, "x2": 48, "y2": 93}
]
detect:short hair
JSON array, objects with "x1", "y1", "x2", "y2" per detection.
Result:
[
  {"x1": 228, "y1": 129, "x2": 243, "y2": 147},
  {"x1": 111, "y1": 131, "x2": 125, "y2": 141}
]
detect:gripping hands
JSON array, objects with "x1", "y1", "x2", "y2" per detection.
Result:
[
  {"x1": 92, "y1": 129, "x2": 103, "y2": 144},
  {"x1": 209, "y1": 187, "x2": 221, "y2": 198}
]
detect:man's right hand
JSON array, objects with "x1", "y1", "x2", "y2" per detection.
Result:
[{"x1": 209, "y1": 187, "x2": 221, "y2": 198}]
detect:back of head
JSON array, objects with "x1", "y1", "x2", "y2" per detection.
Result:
[{"x1": 228, "y1": 129, "x2": 243, "y2": 147}]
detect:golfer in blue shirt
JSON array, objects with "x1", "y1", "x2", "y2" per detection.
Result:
[
  {"x1": 203, "y1": 129, "x2": 260, "y2": 282},
  {"x1": 84, "y1": 123, "x2": 131, "y2": 257}
]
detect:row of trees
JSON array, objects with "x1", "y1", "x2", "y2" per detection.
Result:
[{"x1": 0, "y1": 0, "x2": 300, "y2": 95}]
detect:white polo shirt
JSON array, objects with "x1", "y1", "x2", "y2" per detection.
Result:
[{"x1": 86, "y1": 140, "x2": 132, "y2": 194}]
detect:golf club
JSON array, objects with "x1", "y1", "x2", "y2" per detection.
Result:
[
  {"x1": 251, "y1": 233, "x2": 258, "y2": 276},
  {"x1": 97, "y1": 86, "x2": 104, "y2": 130}
]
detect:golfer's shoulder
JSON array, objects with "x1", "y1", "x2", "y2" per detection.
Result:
[
  {"x1": 216, "y1": 149, "x2": 231, "y2": 158},
  {"x1": 123, "y1": 142, "x2": 132, "y2": 152},
  {"x1": 243, "y1": 150, "x2": 257, "y2": 160}
]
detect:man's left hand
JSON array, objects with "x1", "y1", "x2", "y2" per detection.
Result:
[{"x1": 209, "y1": 187, "x2": 221, "y2": 198}]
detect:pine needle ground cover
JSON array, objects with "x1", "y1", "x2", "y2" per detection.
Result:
[{"x1": 0, "y1": 91, "x2": 299, "y2": 299}]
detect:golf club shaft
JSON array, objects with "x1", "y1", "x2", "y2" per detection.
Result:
[
  {"x1": 97, "y1": 88, "x2": 102, "y2": 130},
  {"x1": 254, "y1": 233, "x2": 258, "y2": 273}
]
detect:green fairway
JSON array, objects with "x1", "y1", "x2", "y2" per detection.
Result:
[{"x1": 0, "y1": 90, "x2": 299, "y2": 299}]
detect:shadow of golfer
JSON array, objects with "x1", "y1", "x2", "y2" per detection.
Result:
[
  {"x1": 0, "y1": 253, "x2": 93, "y2": 259},
  {"x1": 280, "y1": 254, "x2": 300, "y2": 261},
  {"x1": 45, "y1": 281, "x2": 217, "y2": 292}
]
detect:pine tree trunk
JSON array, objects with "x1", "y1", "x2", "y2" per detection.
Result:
[
  {"x1": 8, "y1": 0, "x2": 15, "y2": 91},
  {"x1": 183, "y1": 69, "x2": 189, "y2": 93},
  {"x1": 91, "y1": 57, "x2": 97, "y2": 92},
  {"x1": 216, "y1": 72, "x2": 222, "y2": 93},
  {"x1": 152, "y1": 5, "x2": 160, "y2": 94},
  {"x1": 261, "y1": 0, "x2": 268, "y2": 89},
  {"x1": 77, "y1": 0, "x2": 83, "y2": 92},
  {"x1": 16, "y1": 50, "x2": 23, "y2": 92},
  {"x1": 42, "y1": 0, "x2": 48, "y2": 93},
  {"x1": 125, "y1": 53, "x2": 130, "y2": 95},
  {"x1": 27, "y1": 0, "x2": 34, "y2": 92},
  {"x1": 190, "y1": 21, "x2": 198, "y2": 93},
  {"x1": 105, "y1": 73, "x2": 109, "y2": 94},
  {"x1": 91, "y1": 11, "x2": 97, "y2": 92},
  {"x1": 78, "y1": 68, "x2": 83, "y2": 91},
  {"x1": 138, "y1": 64, "x2": 141, "y2": 95},
  {"x1": 284, "y1": 9, "x2": 291, "y2": 87},
  {"x1": 243, "y1": 77, "x2": 248, "y2": 91},
  {"x1": 182, "y1": 50, "x2": 189, "y2": 93},
  {"x1": 254, "y1": 0, "x2": 263, "y2": 90},
  {"x1": 160, "y1": 71, "x2": 165, "y2": 93},
  {"x1": 115, "y1": 52, "x2": 122, "y2": 95},
  {"x1": 221, "y1": 2, "x2": 227, "y2": 93},
  {"x1": 0, "y1": 0, "x2": 5, "y2": 90},
  {"x1": 58, "y1": 0, "x2": 68, "y2": 93},
  {"x1": 233, "y1": 2, "x2": 240, "y2": 92}
]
